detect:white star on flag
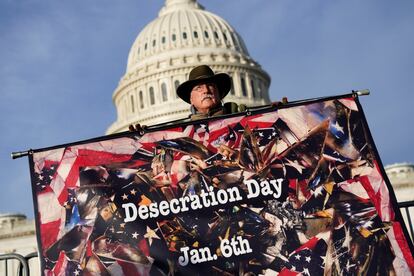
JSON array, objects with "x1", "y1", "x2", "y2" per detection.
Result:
[
  {"x1": 332, "y1": 121, "x2": 344, "y2": 134},
  {"x1": 144, "y1": 226, "x2": 160, "y2": 246},
  {"x1": 286, "y1": 159, "x2": 305, "y2": 174}
]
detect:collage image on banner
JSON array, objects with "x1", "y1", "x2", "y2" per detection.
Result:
[{"x1": 29, "y1": 95, "x2": 414, "y2": 275}]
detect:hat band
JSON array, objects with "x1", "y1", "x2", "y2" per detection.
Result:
[{"x1": 192, "y1": 74, "x2": 214, "y2": 81}]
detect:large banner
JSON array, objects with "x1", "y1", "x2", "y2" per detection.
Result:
[{"x1": 29, "y1": 94, "x2": 414, "y2": 275}]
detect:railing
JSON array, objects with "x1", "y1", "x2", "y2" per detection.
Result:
[
  {"x1": 0, "y1": 252, "x2": 37, "y2": 276},
  {"x1": 0, "y1": 253, "x2": 29, "y2": 276},
  {"x1": 0, "y1": 201, "x2": 413, "y2": 275}
]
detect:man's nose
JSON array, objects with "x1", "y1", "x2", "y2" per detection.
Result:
[{"x1": 200, "y1": 84, "x2": 212, "y2": 93}]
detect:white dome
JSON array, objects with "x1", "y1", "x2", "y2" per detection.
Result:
[
  {"x1": 107, "y1": 0, "x2": 271, "y2": 134},
  {"x1": 127, "y1": 0, "x2": 250, "y2": 72}
]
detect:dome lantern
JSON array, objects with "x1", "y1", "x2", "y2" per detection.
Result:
[{"x1": 159, "y1": 0, "x2": 203, "y2": 16}]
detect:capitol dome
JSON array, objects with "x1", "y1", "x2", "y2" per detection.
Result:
[{"x1": 107, "y1": 0, "x2": 271, "y2": 134}]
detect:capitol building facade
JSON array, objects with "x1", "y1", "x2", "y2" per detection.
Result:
[{"x1": 1, "y1": 0, "x2": 413, "y2": 274}]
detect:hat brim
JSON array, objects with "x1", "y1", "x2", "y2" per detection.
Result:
[{"x1": 177, "y1": 73, "x2": 231, "y2": 104}]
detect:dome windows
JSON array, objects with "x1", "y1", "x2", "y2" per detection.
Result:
[
  {"x1": 257, "y1": 80, "x2": 264, "y2": 98},
  {"x1": 126, "y1": 6, "x2": 253, "y2": 71},
  {"x1": 139, "y1": 91, "x2": 144, "y2": 109},
  {"x1": 130, "y1": 94, "x2": 135, "y2": 113},
  {"x1": 174, "y1": 80, "x2": 180, "y2": 97},
  {"x1": 149, "y1": 87, "x2": 155, "y2": 105},
  {"x1": 241, "y1": 76, "x2": 247, "y2": 97},
  {"x1": 250, "y1": 79, "x2": 256, "y2": 98},
  {"x1": 161, "y1": 83, "x2": 168, "y2": 101},
  {"x1": 214, "y1": 31, "x2": 219, "y2": 40}
]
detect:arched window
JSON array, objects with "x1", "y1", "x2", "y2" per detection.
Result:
[
  {"x1": 241, "y1": 77, "x2": 247, "y2": 97},
  {"x1": 183, "y1": 32, "x2": 187, "y2": 39},
  {"x1": 161, "y1": 83, "x2": 168, "y2": 102},
  {"x1": 172, "y1": 34, "x2": 176, "y2": 41},
  {"x1": 162, "y1": 36, "x2": 166, "y2": 44},
  {"x1": 214, "y1": 31, "x2": 219, "y2": 39},
  {"x1": 204, "y1": 31, "x2": 209, "y2": 38},
  {"x1": 144, "y1": 43, "x2": 147, "y2": 50},
  {"x1": 193, "y1": 31, "x2": 198, "y2": 38},
  {"x1": 149, "y1": 87, "x2": 155, "y2": 105},
  {"x1": 250, "y1": 79, "x2": 256, "y2": 98},
  {"x1": 139, "y1": 91, "x2": 144, "y2": 109},
  {"x1": 257, "y1": 81, "x2": 262, "y2": 98},
  {"x1": 130, "y1": 94, "x2": 135, "y2": 113},
  {"x1": 152, "y1": 39, "x2": 156, "y2": 47},
  {"x1": 174, "y1": 80, "x2": 180, "y2": 98}
]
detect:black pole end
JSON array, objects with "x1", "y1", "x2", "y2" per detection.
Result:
[{"x1": 11, "y1": 150, "x2": 30, "y2": 160}]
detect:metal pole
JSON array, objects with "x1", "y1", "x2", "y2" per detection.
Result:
[
  {"x1": 10, "y1": 89, "x2": 371, "y2": 159},
  {"x1": 354, "y1": 89, "x2": 370, "y2": 96},
  {"x1": 11, "y1": 150, "x2": 31, "y2": 160}
]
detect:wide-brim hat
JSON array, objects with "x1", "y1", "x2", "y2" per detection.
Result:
[{"x1": 177, "y1": 65, "x2": 231, "y2": 104}]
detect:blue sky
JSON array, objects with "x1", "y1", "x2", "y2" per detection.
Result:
[{"x1": 1, "y1": 0, "x2": 413, "y2": 217}]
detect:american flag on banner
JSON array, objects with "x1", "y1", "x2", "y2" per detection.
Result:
[{"x1": 28, "y1": 95, "x2": 414, "y2": 275}]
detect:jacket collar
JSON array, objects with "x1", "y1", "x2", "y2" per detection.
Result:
[{"x1": 190, "y1": 104, "x2": 224, "y2": 120}]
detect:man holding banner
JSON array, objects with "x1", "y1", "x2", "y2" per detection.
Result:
[{"x1": 26, "y1": 70, "x2": 414, "y2": 274}]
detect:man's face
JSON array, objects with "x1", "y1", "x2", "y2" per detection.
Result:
[{"x1": 190, "y1": 82, "x2": 220, "y2": 114}]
